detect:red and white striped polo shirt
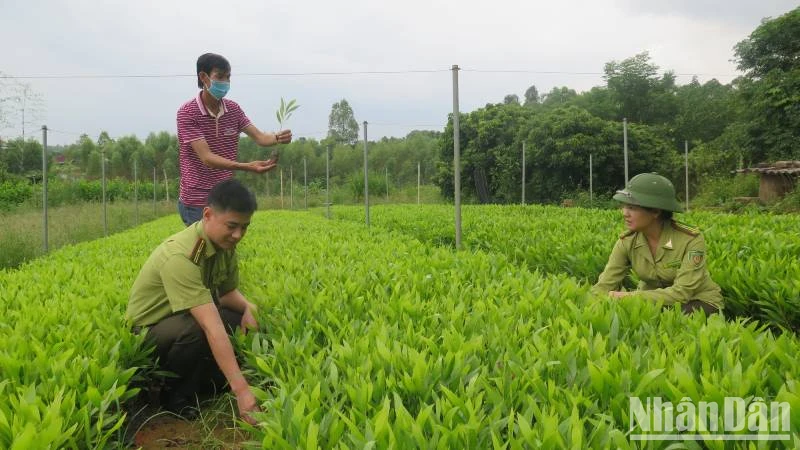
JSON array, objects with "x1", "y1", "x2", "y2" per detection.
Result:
[{"x1": 177, "y1": 92, "x2": 252, "y2": 206}]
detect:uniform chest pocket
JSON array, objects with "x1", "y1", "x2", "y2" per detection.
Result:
[
  {"x1": 210, "y1": 270, "x2": 227, "y2": 288},
  {"x1": 656, "y1": 260, "x2": 681, "y2": 284},
  {"x1": 202, "y1": 266, "x2": 226, "y2": 289}
]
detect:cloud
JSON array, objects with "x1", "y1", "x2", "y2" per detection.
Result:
[
  {"x1": 616, "y1": 0, "x2": 797, "y2": 28},
  {"x1": 1, "y1": 0, "x2": 796, "y2": 145}
]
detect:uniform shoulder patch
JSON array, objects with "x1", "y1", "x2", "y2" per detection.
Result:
[
  {"x1": 618, "y1": 229, "x2": 636, "y2": 240},
  {"x1": 188, "y1": 238, "x2": 206, "y2": 265},
  {"x1": 671, "y1": 220, "x2": 699, "y2": 237},
  {"x1": 688, "y1": 250, "x2": 705, "y2": 267}
]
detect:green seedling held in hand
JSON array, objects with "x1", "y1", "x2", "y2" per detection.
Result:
[
  {"x1": 272, "y1": 97, "x2": 299, "y2": 160},
  {"x1": 276, "y1": 97, "x2": 299, "y2": 130}
]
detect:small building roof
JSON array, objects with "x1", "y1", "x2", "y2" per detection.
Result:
[{"x1": 732, "y1": 160, "x2": 800, "y2": 175}]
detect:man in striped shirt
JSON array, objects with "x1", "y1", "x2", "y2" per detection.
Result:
[{"x1": 177, "y1": 53, "x2": 292, "y2": 225}]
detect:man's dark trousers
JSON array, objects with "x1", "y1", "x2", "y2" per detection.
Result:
[{"x1": 141, "y1": 306, "x2": 243, "y2": 408}]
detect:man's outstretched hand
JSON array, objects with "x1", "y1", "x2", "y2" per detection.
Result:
[
  {"x1": 241, "y1": 304, "x2": 259, "y2": 333},
  {"x1": 234, "y1": 386, "x2": 260, "y2": 425},
  {"x1": 247, "y1": 160, "x2": 278, "y2": 174},
  {"x1": 275, "y1": 129, "x2": 292, "y2": 145}
]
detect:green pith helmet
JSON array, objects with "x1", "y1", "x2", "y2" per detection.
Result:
[{"x1": 612, "y1": 173, "x2": 684, "y2": 212}]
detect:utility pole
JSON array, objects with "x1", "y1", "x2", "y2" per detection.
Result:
[
  {"x1": 303, "y1": 157, "x2": 308, "y2": 209},
  {"x1": 164, "y1": 168, "x2": 169, "y2": 203},
  {"x1": 326, "y1": 144, "x2": 331, "y2": 219},
  {"x1": 417, "y1": 162, "x2": 421, "y2": 205},
  {"x1": 41, "y1": 125, "x2": 48, "y2": 252},
  {"x1": 102, "y1": 146, "x2": 107, "y2": 236},
  {"x1": 452, "y1": 64, "x2": 462, "y2": 249},
  {"x1": 22, "y1": 92, "x2": 26, "y2": 140},
  {"x1": 685, "y1": 140, "x2": 690, "y2": 212},
  {"x1": 589, "y1": 153, "x2": 593, "y2": 207},
  {"x1": 623, "y1": 118, "x2": 629, "y2": 185},
  {"x1": 134, "y1": 159, "x2": 139, "y2": 225},
  {"x1": 363, "y1": 121, "x2": 369, "y2": 227},
  {"x1": 521, "y1": 141, "x2": 526, "y2": 205}
]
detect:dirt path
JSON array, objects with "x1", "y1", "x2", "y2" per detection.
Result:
[
  {"x1": 124, "y1": 391, "x2": 250, "y2": 449},
  {"x1": 130, "y1": 413, "x2": 248, "y2": 449}
]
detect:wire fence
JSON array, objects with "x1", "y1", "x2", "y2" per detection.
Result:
[
  {"x1": 1, "y1": 64, "x2": 703, "y2": 263},
  {"x1": 1, "y1": 123, "x2": 441, "y2": 269}
]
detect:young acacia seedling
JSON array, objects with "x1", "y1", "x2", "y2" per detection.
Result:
[{"x1": 272, "y1": 97, "x2": 299, "y2": 160}]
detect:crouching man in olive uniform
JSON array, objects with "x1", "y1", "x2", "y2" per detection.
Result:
[{"x1": 127, "y1": 179, "x2": 259, "y2": 423}]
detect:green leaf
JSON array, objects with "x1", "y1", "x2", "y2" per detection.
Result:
[
  {"x1": 634, "y1": 368, "x2": 665, "y2": 396},
  {"x1": 10, "y1": 423, "x2": 37, "y2": 450},
  {"x1": 306, "y1": 420, "x2": 319, "y2": 450}
]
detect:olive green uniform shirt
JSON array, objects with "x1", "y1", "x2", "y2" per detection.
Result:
[
  {"x1": 126, "y1": 221, "x2": 239, "y2": 327},
  {"x1": 591, "y1": 220, "x2": 723, "y2": 309}
]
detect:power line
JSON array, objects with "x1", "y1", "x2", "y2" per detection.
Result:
[
  {"x1": 463, "y1": 69, "x2": 604, "y2": 75},
  {"x1": 48, "y1": 128, "x2": 87, "y2": 137},
  {"x1": 47, "y1": 127, "x2": 329, "y2": 142},
  {"x1": 6, "y1": 74, "x2": 196, "y2": 80},
  {"x1": 1, "y1": 69, "x2": 450, "y2": 80},
  {"x1": 1, "y1": 129, "x2": 84, "y2": 140},
  {"x1": 244, "y1": 69, "x2": 449, "y2": 76},
  {"x1": 461, "y1": 68, "x2": 738, "y2": 78},
  {"x1": 0, "y1": 67, "x2": 738, "y2": 80},
  {"x1": 294, "y1": 131, "x2": 328, "y2": 137},
  {"x1": 368, "y1": 122, "x2": 443, "y2": 128},
  {"x1": 38, "y1": 126, "x2": 441, "y2": 144}
]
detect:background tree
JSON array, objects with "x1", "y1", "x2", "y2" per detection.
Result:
[
  {"x1": 733, "y1": 6, "x2": 800, "y2": 162},
  {"x1": 14, "y1": 84, "x2": 45, "y2": 140},
  {"x1": 688, "y1": 122, "x2": 749, "y2": 180},
  {"x1": 3, "y1": 8, "x2": 795, "y2": 209},
  {"x1": 571, "y1": 87, "x2": 617, "y2": 121},
  {"x1": 603, "y1": 52, "x2": 678, "y2": 125},
  {"x1": 435, "y1": 103, "x2": 532, "y2": 203},
  {"x1": 735, "y1": 8, "x2": 800, "y2": 77},
  {"x1": 0, "y1": 72, "x2": 14, "y2": 131},
  {"x1": 540, "y1": 86, "x2": 578, "y2": 106},
  {"x1": 86, "y1": 150, "x2": 102, "y2": 178},
  {"x1": 235, "y1": 129, "x2": 440, "y2": 198},
  {"x1": 71, "y1": 134, "x2": 96, "y2": 172},
  {"x1": 523, "y1": 85, "x2": 540, "y2": 106},
  {"x1": 145, "y1": 131, "x2": 178, "y2": 176},
  {"x1": 0, "y1": 137, "x2": 45, "y2": 176},
  {"x1": 434, "y1": 99, "x2": 682, "y2": 204},
  {"x1": 0, "y1": 73, "x2": 44, "y2": 140},
  {"x1": 109, "y1": 135, "x2": 144, "y2": 178},
  {"x1": 522, "y1": 106, "x2": 678, "y2": 202},
  {"x1": 327, "y1": 99, "x2": 359, "y2": 146},
  {"x1": 96, "y1": 131, "x2": 114, "y2": 148},
  {"x1": 0, "y1": 156, "x2": 9, "y2": 182},
  {"x1": 503, "y1": 94, "x2": 520, "y2": 105},
  {"x1": 673, "y1": 77, "x2": 735, "y2": 144}
]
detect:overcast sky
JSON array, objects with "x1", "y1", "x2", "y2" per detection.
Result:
[{"x1": 0, "y1": 0, "x2": 796, "y2": 145}]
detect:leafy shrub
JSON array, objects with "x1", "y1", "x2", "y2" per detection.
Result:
[
  {"x1": 0, "y1": 180, "x2": 33, "y2": 209},
  {"x1": 693, "y1": 174, "x2": 759, "y2": 208}
]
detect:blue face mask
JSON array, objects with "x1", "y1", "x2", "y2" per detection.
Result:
[{"x1": 207, "y1": 79, "x2": 230, "y2": 100}]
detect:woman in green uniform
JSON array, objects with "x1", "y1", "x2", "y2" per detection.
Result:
[{"x1": 592, "y1": 173, "x2": 723, "y2": 315}]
